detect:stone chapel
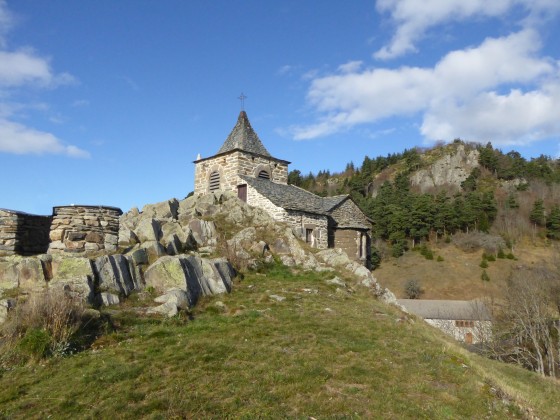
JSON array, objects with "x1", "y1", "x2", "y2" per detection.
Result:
[{"x1": 193, "y1": 111, "x2": 372, "y2": 267}]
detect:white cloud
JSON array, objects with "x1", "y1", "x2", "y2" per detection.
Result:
[
  {"x1": 374, "y1": 0, "x2": 560, "y2": 59},
  {"x1": 0, "y1": 119, "x2": 90, "y2": 158},
  {"x1": 292, "y1": 30, "x2": 560, "y2": 146},
  {"x1": 338, "y1": 61, "x2": 363, "y2": 74},
  {"x1": 0, "y1": 0, "x2": 14, "y2": 48},
  {"x1": 0, "y1": 1, "x2": 84, "y2": 158}
]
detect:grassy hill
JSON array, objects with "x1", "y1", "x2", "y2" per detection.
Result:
[{"x1": 1, "y1": 262, "x2": 559, "y2": 418}]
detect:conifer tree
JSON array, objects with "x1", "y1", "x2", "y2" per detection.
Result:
[{"x1": 530, "y1": 199, "x2": 546, "y2": 227}]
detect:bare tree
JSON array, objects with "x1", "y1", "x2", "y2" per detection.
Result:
[{"x1": 489, "y1": 267, "x2": 560, "y2": 377}]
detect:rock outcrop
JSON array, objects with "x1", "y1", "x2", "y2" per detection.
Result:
[{"x1": 410, "y1": 145, "x2": 479, "y2": 193}]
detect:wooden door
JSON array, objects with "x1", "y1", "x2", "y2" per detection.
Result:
[{"x1": 237, "y1": 184, "x2": 247, "y2": 202}]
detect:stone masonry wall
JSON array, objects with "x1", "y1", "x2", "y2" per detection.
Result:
[
  {"x1": 49, "y1": 206, "x2": 122, "y2": 255},
  {"x1": 194, "y1": 150, "x2": 288, "y2": 194},
  {"x1": 246, "y1": 184, "x2": 288, "y2": 221},
  {"x1": 334, "y1": 229, "x2": 365, "y2": 262},
  {"x1": 245, "y1": 185, "x2": 328, "y2": 249},
  {"x1": 285, "y1": 210, "x2": 328, "y2": 249},
  {"x1": 0, "y1": 209, "x2": 51, "y2": 256}
]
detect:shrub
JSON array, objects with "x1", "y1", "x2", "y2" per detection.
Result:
[
  {"x1": 419, "y1": 245, "x2": 434, "y2": 260},
  {"x1": 481, "y1": 270, "x2": 490, "y2": 282},
  {"x1": 480, "y1": 260, "x2": 489, "y2": 269},
  {"x1": 437, "y1": 255, "x2": 444, "y2": 262},
  {"x1": 497, "y1": 248, "x2": 505, "y2": 259},
  {"x1": 370, "y1": 246, "x2": 381, "y2": 270},
  {"x1": 1, "y1": 290, "x2": 86, "y2": 360},
  {"x1": 391, "y1": 240, "x2": 407, "y2": 258},
  {"x1": 506, "y1": 253, "x2": 515, "y2": 260},
  {"x1": 486, "y1": 254, "x2": 496, "y2": 262},
  {"x1": 404, "y1": 279, "x2": 422, "y2": 299}
]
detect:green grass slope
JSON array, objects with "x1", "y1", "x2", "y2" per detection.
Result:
[{"x1": 1, "y1": 263, "x2": 559, "y2": 418}]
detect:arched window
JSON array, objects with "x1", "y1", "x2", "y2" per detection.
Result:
[
  {"x1": 208, "y1": 171, "x2": 220, "y2": 192},
  {"x1": 258, "y1": 169, "x2": 270, "y2": 180}
]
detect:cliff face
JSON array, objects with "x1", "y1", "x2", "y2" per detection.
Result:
[{"x1": 409, "y1": 145, "x2": 479, "y2": 193}]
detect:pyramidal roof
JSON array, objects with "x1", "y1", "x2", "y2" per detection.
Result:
[{"x1": 217, "y1": 111, "x2": 271, "y2": 157}]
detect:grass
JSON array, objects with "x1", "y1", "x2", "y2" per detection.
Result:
[{"x1": 0, "y1": 262, "x2": 559, "y2": 418}]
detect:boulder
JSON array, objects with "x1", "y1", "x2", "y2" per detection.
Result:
[
  {"x1": 144, "y1": 255, "x2": 234, "y2": 308},
  {"x1": 100, "y1": 292, "x2": 120, "y2": 306},
  {"x1": 94, "y1": 255, "x2": 135, "y2": 296},
  {"x1": 0, "y1": 258, "x2": 21, "y2": 290},
  {"x1": 139, "y1": 241, "x2": 166, "y2": 263},
  {"x1": 154, "y1": 288, "x2": 190, "y2": 310},
  {"x1": 49, "y1": 275, "x2": 96, "y2": 303},
  {"x1": 316, "y1": 248, "x2": 352, "y2": 267},
  {"x1": 147, "y1": 300, "x2": 178, "y2": 317},
  {"x1": 141, "y1": 199, "x2": 179, "y2": 220},
  {"x1": 134, "y1": 218, "x2": 161, "y2": 242},
  {"x1": 144, "y1": 256, "x2": 188, "y2": 293},
  {"x1": 188, "y1": 219, "x2": 217, "y2": 247},
  {"x1": 49, "y1": 256, "x2": 96, "y2": 302}
]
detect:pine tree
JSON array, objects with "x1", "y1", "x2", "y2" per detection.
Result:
[
  {"x1": 530, "y1": 199, "x2": 546, "y2": 226},
  {"x1": 546, "y1": 205, "x2": 560, "y2": 239}
]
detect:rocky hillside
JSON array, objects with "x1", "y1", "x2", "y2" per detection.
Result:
[{"x1": 1, "y1": 192, "x2": 393, "y2": 322}]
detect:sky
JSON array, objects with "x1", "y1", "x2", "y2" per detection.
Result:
[{"x1": 1, "y1": 0, "x2": 559, "y2": 215}]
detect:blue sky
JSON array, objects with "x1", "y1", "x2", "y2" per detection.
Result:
[{"x1": 1, "y1": 0, "x2": 559, "y2": 215}]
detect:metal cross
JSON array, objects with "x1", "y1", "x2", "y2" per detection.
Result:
[{"x1": 238, "y1": 92, "x2": 247, "y2": 110}]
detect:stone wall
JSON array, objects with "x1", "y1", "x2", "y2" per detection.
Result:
[
  {"x1": 0, "y1": 209, "x2": 51, "y2": 256},
  {"x1": 49, "y1": 205, "x2": 122, "y2": 255},
  {"x1": 246, "y1": 184, "x2": 288, "y2": 220},
  {"x1": 425, "y1": 319, "x2": 492, "y2": 344},
  {"x1": 245, "y1": 184, "x2": 328, "y2": 249},
  {"x1": 285, "y1": 210, "x2": 328, "y2": 249},
  {"x1": 194, "y1": 150, "x2": 289, "y2": 194},
  {"x1": 333, "y1": 228, "x2": 369, "y2": 264}
]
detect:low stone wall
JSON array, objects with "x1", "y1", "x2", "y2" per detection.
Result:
[
  {"x1": 0, "y1": 209, "x2": 51, "y2": 256},
  {"x1": 49, "y1": 205, "x2": 122, "y2": 255}
]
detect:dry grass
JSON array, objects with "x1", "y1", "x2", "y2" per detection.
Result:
[
  {"x1": 1, "y1": 290, "x2": 87, "y2": 361},
  {"x1": 374, "y1": 240, "x2": 558, "y2": 301}
]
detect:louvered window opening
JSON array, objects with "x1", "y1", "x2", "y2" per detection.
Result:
[
  {"x1": 258, "y1": 170, "x2": 270, "y2": 180},
  {"x1": 209, "y1": 172, "x2": 220, "y2": 192}
]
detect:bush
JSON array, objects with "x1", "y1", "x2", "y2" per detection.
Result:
[
  {"x1": 1, "y1": 290, "x2": 86, "y2": 360},
  {"x1": 391, "y1": 240, "x2": 407, "y2": 258},
  {"x1": 370, "y1": 246, "x2": 381, "y2": 270},
  {"x1": 404, "y1": 279, "x2": 422, "y2": 299},
  {"x1": 497, "y1": 248, "x2": 505, "y2": 259},
  {"x1": 419, "y1": 245, "x2": 434, "y2": 260},
  {"x1": 437, "y1": 255, "x2": 444, "y2": 262},
  {"x1": 486, "y1": 254, "x2": 496, "y2": 262},
  {"x1": 480, "y1": 260, "x2": 489, "y2": 269},
  {"x1": 481, "y1": 270, "x2": 490, "y2": 282},
  {"x1": 506, "y1": 253, "x2": 515, "y2": 260}
]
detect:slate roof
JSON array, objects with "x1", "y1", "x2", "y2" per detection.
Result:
[
  {"x1": 241, "y1": 175, "x2": 328, "y2": 214},
  {"x1": 322, "y1": 196, "x2": 348, "y2": 212},
  {"x1": 397, "y1": 299, "x2": 492, "y2": 321},
  {"x1": 217, "y1": 111, "x2": 271, "y2": 157}
]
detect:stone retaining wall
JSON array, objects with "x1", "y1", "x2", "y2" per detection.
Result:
[
  {"x1": 48, "y1": 205, "x2": 122, "y2": 255},
  {"x1": 0, "y1": 209, "x2": 51, "y2": 256}
]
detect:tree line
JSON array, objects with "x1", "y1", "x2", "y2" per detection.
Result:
[{"x1": 288, "y1": 140, "x2": 560, "y2": 248}]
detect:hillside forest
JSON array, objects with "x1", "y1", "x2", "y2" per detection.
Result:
[{"x1": 288, "y1": 140, "x2": 560, "y2": 261}]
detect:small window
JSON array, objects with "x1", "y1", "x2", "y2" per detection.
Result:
[
  {"x1": 258, "y1": 170, "x2": 270, "y2": 180},
  {"x1": 209, "y1": 171, "x2": 220, "y2": 192},
  {"x1": 305, "y1": 228, "x2": 313, "y2": 244}
]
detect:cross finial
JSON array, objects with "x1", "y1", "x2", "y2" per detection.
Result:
[{"x1": 238, "y1": 92, "x2": 247, "y2": 111}]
